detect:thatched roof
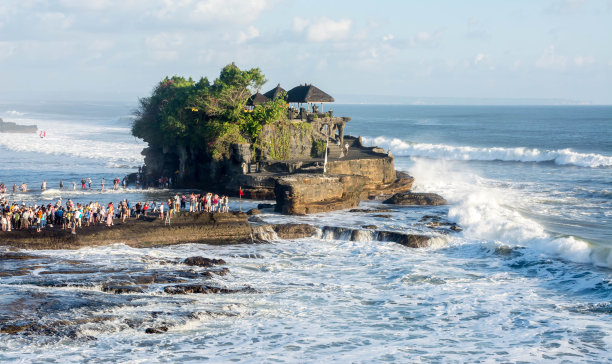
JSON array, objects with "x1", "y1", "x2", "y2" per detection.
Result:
[
  {"x1": 286, "y1": 84, "x2": 334, "y2": 103},
  {"x1": 263, "y1": 84, "x2": 286, "y2": 100},
  {"x1": 247, "y1": 92, "x2": 270, "y2": 106}
]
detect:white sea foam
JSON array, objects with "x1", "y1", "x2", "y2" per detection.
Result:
[
  {"x1": 4, "y1": 110, "x2": 25, "y2": 116},
  {"x1": 408, "y1": 158, "x2": 612, "y2": 268},
  {"x1": 363, "y1": 136, "x2": 612, "y2": 168},
  {"x1": 0, "y1": 116, "x2": 145, "y2": 167}
]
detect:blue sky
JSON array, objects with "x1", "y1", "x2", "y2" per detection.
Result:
[{"x1": 0, "y1": 0, "x2": 611, "y2": 104}]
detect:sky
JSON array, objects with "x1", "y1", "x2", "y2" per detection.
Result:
[{"x1": 0, "y1": 0, "x2": 611, "y2": 104}]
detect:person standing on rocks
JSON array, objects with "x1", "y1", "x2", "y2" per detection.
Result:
[
  {"x1": 41, "y1": 180, "x2": 46, "y2": 191},
  {"x1": 59, "y1": 180, "x2": 64, "y2": 190}
]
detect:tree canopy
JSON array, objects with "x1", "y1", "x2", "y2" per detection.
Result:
[{"x1": 132, "y1": 63, "x2": 287, "y2": 160}]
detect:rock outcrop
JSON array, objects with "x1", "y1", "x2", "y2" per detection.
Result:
[
  {"x1": 0, "y1": 212, "x2": 254, "y2": 250},
  {"x1": 274, "y1": 174, "x2": 366, "y2": 215},
  {"x1": 0, "y1": 118, "x2": 37, "y2": 133},
  {"x1": 383, "y1": 192, "x2": 447, "y2": 206}
]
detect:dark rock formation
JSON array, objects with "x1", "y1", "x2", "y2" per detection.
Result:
[
  {"x1": 0, "y1": 118, "x2": 37, "y2": 133},
  {"x1": 247, "y1": 208, "x2": 262, "y2": 215},
  {"x1": 383, "y1": 192, "x2": 447, "y2": 206},
  {"x1": 163, "y1": 285, "x2": 245, "y2": 294},
  {"x1": 183, "y1": 256, "x2": 226, "y2": 267},
  {"x1": 145, "y1": 326, "x2": 169, "y2": 334},
  {"x1": 271, "y1": 223, "x2": 318, "y2": 239}
]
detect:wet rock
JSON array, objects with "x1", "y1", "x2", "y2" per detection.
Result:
[
  {"x1": 377, "y1": 231, "x2": 431, "y2": 248},
  {"x1": 247, "y1": 208, "x2": 262, "y2": 215},
  {"x1": 183, "y1": 256, "x2": 226, "y2": 267},
  {"x1": 0, "y1": 252, "x2": 42, "y2": 260},
  {"x1": 450, "y1": 225, "x2": 462, "y2": 232},
  {"x1": 383, "y1": 192, "x2": 447, "y2": 206},
  {"x1": 257, "y1": 203, "x2": 275, "y2": 209},
  {"x1": 102, "y1": 285, "x2": 145, "y2": 294},
  {"x1": 145, "y1": 326, "x2": 168, "y2": 334},
  {"x1": 372, "y1": 214, "x2": 392, "y2": 219},
  {"x1": 212, "y1": 267, "x2": 230, "y2": 276},
  {"x1": 272, "y1": 224, "x2": 318, "y2": 239},
  {"x1": 248, "y1": 216, "x2": 264, "y2": 223},
  {"x1": 350, "y1": 208, "x2": 395, "y2": 213},
  {"x1": 362, "y1": 225, "x2": 377, "y2": 229},
  {"x1": 1, "y1": 324, "x2": 32, "y2": 334},
  {"x1": 163, "y1": 285, "x2": 236, "y2": 294},
  {"x1": 419, "y1": 215, "x2": 441, "y2": 222}
]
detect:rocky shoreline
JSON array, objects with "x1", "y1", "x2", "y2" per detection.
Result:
[{"x1": 0, "y1": 197, "x2": 454, "y2": 251}]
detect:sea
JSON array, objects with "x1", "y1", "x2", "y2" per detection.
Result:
[{"x1": 0, "y1": 101, "x2": 611, "y2": 362}]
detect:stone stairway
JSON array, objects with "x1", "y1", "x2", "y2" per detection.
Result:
[{"x1": 327, "y1": 143, "x2": 344, "y2": 159}]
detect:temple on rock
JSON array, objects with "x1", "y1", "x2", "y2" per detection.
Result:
[{"x1": 133, "y1": 66, "x2": 413, "y2": 215}]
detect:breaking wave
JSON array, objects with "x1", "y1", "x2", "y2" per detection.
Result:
[
  {"x1": 408, "y1": 158, "x2": 612, "y2": 268},
  {"x1": 363, "y1": 136, "x2": 612, "y2": 168}
]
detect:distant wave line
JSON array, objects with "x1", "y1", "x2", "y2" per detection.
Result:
[{"x1": 363, "y1": 136, "x2": 612, "y2": 168}]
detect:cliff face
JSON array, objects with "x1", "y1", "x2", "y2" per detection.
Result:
[
  {"x1": 274, "y1": 174, "x2": 366, "y2": 215},
  {"x1": 325, "y1": 154, "x2": 396, "y2": 193}
]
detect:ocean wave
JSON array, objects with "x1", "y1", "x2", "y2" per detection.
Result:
[
  {"x1": 4, "y1": 110, "x2": 26, "y2": 116},
  {"x1": 408, "y1": 158, "x2": 612, "y2": 268},
  {"x1": 363, "y1": 136, "x2": 612, "y2": 168},
  {"x1": 0, "y1": 119, "x2": 144, "y2": 167}
]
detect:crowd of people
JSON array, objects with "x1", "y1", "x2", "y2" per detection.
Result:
[
  {"x1": 0, "y1": 192, "x2": 232, "y2": 234},
  {"x1": 0, "y1": 177, "x2": 132, "y2": 194}
]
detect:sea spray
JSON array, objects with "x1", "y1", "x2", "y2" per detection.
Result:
[{"x1": 407, "y1": 158, "x2": 609, "y2": 267}]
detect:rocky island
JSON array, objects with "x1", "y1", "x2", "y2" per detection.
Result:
[{"x1": 132, "y1": 63, "x2": 422, "y2": 215}]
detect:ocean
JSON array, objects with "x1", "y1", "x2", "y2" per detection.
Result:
[{"x1": 1, "y1": 102, "x2": 611, "y2": 362}]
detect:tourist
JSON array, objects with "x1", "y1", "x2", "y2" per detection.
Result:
[
  {"x1": 41, "y1": 180, "x2": 46, "y2": 191},
  {"x1": 21, "y1": 183, "x2": 27, "y2": 192},
  {"x1": 72, "y1": 182, "x2": 76, "y2": 191},
  {"x1": 59, "y1": 180, "x2": 63, "y2": 190},
  {"x1": 88, "y1": 177, "x2": 92, "y2": 190},
  {"x1": 106, "y1": 203, "x2": 114, "y2": 227},
  {"x1": 101, "y1": 178, "x2": 105, "y2": 191},
  {"x1": 159, "y1": 202, "x2": 164, "y2": 220}
]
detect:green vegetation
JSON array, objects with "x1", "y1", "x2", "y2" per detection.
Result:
[
  {"x1": 312, "y1": 140, "x2": 326, "y2": 157},
  {"x1": 132, "y1": 63, "x2": 288, "y2": 161}
]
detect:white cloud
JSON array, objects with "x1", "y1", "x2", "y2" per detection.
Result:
[
  {"x1": 0, "y1": 41, "x2": 16, "y2": 61},
  {"x1": 536, "y1": 45, "x2": 567, "y2": 70},
  {"x1": 474, "y1": 53, "x2": 489, "y2": 65},
  {"x1": 293, "y1": 17, "x2": 352, "y2": 42},
  {"x1": 292, "y1": 17, "x2": 309, "y2": 32},
  {"x1": 408, "y1": 29, "x2": 443, "y2": 47},
  {"x1": 382, "y1": 34, "x2": 394, "y2": 42},
  {"x1": 574, "y1": 55, "x2": 594, "y2": 67},
  {"x1": 546, "y1": 0, "x2": 587, "y2": 14},
  {"x1": 59, "y1": 0, "x2": 117, "y2": 10},
  {"x1": 145, "y1": 32, "x2": 183, "y2": 62},
  {"x1": 145, "y1": 33, "x2": 183, "y2": 49},
  {"x1": 37, "y1": 11, "x2": 73, "y2": 29},
  {"x1": 155, "y1": 0, "x2": 272, "y2": 25},
  {"x1": 237, "y1": 26, "x2": 260, "y2": 44}
]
